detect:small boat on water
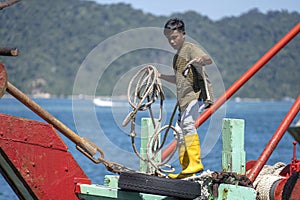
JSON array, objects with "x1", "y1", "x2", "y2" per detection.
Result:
[
  {"x1": 93, "y1": 98, "x2": 113, "y2": 107},
  {"x1": 93, "y1": 97, "x2": 128, "y2": 107}
]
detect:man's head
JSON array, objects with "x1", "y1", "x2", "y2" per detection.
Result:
[{"x1": 164, "y1": 18, "x2": 186, "y2": 50}]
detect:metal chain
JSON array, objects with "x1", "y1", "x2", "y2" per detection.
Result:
[
  {"x1": 210, "y1": 172, "x2": 253, "y2": 197},
  {"x1": 185, "y1": 171, "x2": 254, "y2": 200}
]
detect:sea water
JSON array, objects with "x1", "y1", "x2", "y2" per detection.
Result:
[{"x1": 0, "y1": 97, "x2": 299, "y2": 199}]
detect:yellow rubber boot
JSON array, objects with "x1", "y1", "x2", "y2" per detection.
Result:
[
  {"x1": 181, "y1": 134, "x2": 204, "y2": 174},
  {"x1": 168, "y1": 145, "x2": 193, "y2": 179}
]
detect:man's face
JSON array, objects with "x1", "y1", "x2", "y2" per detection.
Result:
[{"x1": 165, "y1": 30, "x2": 185, "y2": 50}]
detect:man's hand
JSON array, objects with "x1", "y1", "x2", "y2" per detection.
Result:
[
  {"x1": 157, "y1": 71, "x2": 161, "y2": 78},
  {"x1": 146, "y1": 66, "x2": 162, "y2": 79},
  {"x1": 193, "y1": 55, "x2": 212, "y2": 66},
  {"x1": 204, "y1": 99, "x2": 214, "y2": 109}
]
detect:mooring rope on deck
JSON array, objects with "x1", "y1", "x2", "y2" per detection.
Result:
[{"x1": 251, "y1": 162, "x2": 286, "y2": 200}]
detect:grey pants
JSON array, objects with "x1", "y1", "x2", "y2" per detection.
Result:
[{"x1": 175, "y1": 100, "x2": 206, "y2": 144}]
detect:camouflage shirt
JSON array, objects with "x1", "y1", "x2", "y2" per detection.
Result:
[{"x1": 173, "y1": 41, "x2": 214, "y2": 112}]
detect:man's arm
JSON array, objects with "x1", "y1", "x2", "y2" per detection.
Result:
[
  {"x1": 159, "y1": 73, "x2": 176, "y2": 84},
  {"x1": 193, "y1": 55, "x2": 212, "y2": 67},
  {"x1": 190, "y1": 44, "x2": 212, "y2": 67}
]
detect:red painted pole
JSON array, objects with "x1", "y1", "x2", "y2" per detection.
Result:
[
  {"x1": 162, "y1": 22, "x2": 300, "y2": 161},
  {"x1": 195, "y1": 22, "x2": 300, "y2": 129},
  {"x1": 247, "y1": 95, "x2": 300, "y2": 183}
]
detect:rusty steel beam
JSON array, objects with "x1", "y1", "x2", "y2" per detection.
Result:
[
  {"x1": 0, "y1": 62, "x2": 7, "y2": 98},
  {"x1": 0, "y1": 0, "x2": 21, "y2": 10},
  {"x1": 0, "y1": 62, "x2": 104, "y2": 164}
]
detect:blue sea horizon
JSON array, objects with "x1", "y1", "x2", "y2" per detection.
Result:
[{"x1": 0, "y1": 98, "x2": 299, "y2": 199}]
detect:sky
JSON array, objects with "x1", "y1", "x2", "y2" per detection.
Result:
[{"x1": 93, "y1": 0, "x2": 300, "y2": 20}]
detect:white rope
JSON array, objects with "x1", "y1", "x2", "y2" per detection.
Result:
[
  {"x1": 123, "y1": 65, "x2": 179, "y2": 175},
  {"x1": 251, "y1": 162, "x2": 286, "y2": 200}
]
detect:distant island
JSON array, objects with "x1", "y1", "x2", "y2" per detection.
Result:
[{"x1": 0, "y1": 0, "x2": 299, "y2": 100}]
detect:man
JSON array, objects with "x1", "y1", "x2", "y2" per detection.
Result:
[{"x1": 159, "y1": 18, "x2": 214, "y2": 179}]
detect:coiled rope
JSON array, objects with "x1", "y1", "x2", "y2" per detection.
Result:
[
  {"x1": 122, "y1": 65, "x2": 180, "y2": 175},
  {"x1": 251, "y1": 162, "x2": 286, "y2": 200},
  {"x1": 123, "y1": 59, "x2": 202, "y2": 175}
]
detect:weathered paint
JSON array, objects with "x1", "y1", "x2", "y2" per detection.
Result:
[
  {"x1": 0, "y1": 113, "x2": 90, "y2": 199},
  {"x1": 140, "y1": 118, "x2": 160, "y2": 173},
  {"x1": 288, "y1": 175, "x2": 300, "y2": 200},
  {"x1": 104, "y1": 175, "x2": 119, "y2": 188},
  {"x1": 217, "y1": 184, "x2": 256, "y2": 200},
  {"x1": 273, "y1": 173, "x2": 300, "y2": 200},
  {"x1": 222, "y1": 118, "x2": 246, "y2": 174}
]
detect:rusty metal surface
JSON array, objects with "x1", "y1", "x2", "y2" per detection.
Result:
[
  {"x1": 0, "y1": 113, "x2": 90, "y2": 199},
  {"x1": 0, "y1": 63, "x2": 132, "y2": 173},
  {"x1": 5, "y1": 82, "x2": 135, "y2": 173},
  {"x1": 0, "y1": 62, "x2": 7, "y2": 98},
  {"x1": 273, "y1": 178, "x2": 287, "y2": 200}
]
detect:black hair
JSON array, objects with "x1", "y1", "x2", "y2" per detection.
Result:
[{"x1": 163, "y1": 18, "x2": 185, "y2": 36}]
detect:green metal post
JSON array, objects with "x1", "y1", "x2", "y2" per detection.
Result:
[
  {"x1": 140, "y1": 118, "x2": 160, "y2": 173},
  {"x1": 222, "y1": 118, "x2": 246, "y2": 174}
]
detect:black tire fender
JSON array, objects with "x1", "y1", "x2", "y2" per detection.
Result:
[{"x1": 118, "y1": 172, "x2": 201, "y2": 199}]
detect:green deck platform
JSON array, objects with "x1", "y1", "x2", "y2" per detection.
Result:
[{"x1": 76, "y1": 118, "x2": 257, "y2": 200}]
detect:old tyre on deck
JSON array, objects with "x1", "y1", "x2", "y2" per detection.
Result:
[{"x1": 118, "y1": 172, "x2": 201, "y2": 199}]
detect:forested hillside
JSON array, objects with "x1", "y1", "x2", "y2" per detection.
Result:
[{"x1": 0, "y1": 0, "x2": 299, "y2": 99}]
